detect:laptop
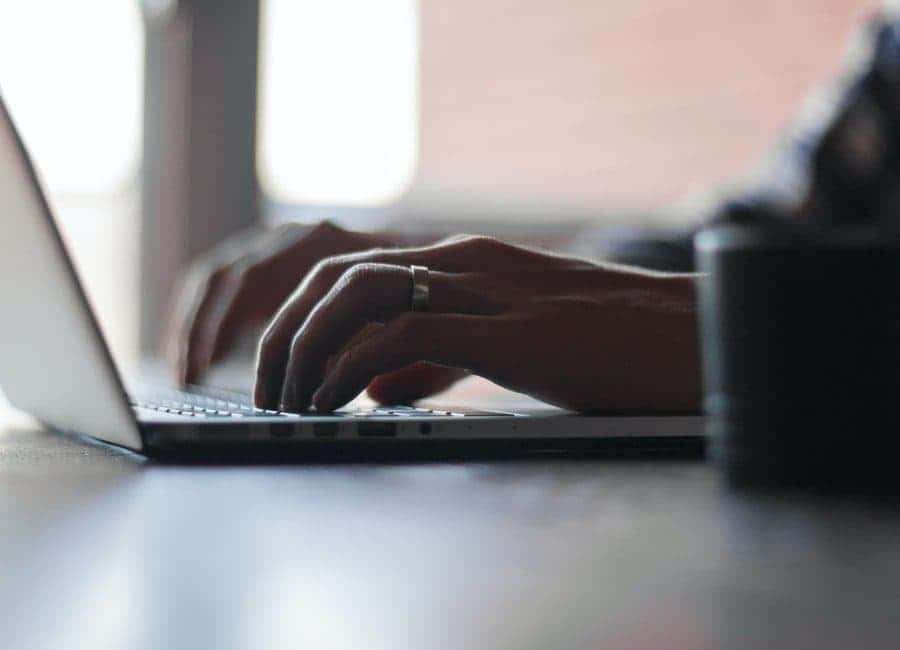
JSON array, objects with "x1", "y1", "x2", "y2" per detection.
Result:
[{"x1": 0, "y1": 92, "x2": 704, "y2": 458}]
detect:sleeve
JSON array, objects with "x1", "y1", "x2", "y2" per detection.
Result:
[{"x1": 740, "y1": 6, "x2": 900, "y2": 226}]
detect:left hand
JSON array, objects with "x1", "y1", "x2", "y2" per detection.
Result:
[
  {"x1": 165, "y1": 221, "x2": 393, "y2": 386},
  {"x1": 254, "y1": 236, "x2": 702, "y2": 413}
]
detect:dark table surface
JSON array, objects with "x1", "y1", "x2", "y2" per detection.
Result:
[{"x1": 2, "y1": 403, "x2": 900, "y2": 650}]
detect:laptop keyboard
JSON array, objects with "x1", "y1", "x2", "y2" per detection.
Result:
[{"x1": 130, "y1": 385, "x2": 480, "y2": 418}]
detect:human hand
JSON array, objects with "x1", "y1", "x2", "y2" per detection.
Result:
[
  {"x1": 167, "y1": 221, "x2": 388, "y2": 385},
  {"x1": 253, "y1": 236, "x2": 702, "y2": 413}
]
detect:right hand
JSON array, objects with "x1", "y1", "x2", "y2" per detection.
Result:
[{"x1": 167, "y1": 221, "x2": 387, "y2": 385}]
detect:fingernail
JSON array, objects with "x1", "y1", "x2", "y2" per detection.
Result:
[{"x1": 312, "y1": 386, "x2": 332, "y2": 412}]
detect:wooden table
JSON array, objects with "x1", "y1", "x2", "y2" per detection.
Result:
[{"x1": 2, "y1": 391, "x2": 899, "y2": 650}]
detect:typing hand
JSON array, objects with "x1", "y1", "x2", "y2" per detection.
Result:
[
  {"x1": 253, "y1": 236, "x2": 702, "y2": 413},
  {"x1": 168, "y1": 221, "x2": 388, "y2": 385}
]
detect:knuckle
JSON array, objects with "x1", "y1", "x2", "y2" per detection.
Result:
[
  {"x1": 239, "y1": 258, "x2": 267, "y2": 284},
  {"x1": 286, "y1": 329, "x2": 309, "y2": 366},
  {"x1": 303, "y1": 220, "x2": 346, "y2": 245},
  {"x1": 305, "y1": 259, "x2": 338, "y2": 292},
  {"x1": 307, "y1": 258, "x2": 330, "y2": 281},
  {"x1": 192, "y1": 252, "x2": 255, "y2": 294},
  {"x1": 257, "y1": 325, "x2": 279, "y2": 357},
  {"x1": 312, "y1": 219, "x2": 339, "y2": 235},
  {"x1": 470, "y1": 235, "x2": 501, "y2": 250},
  {"x1": 338, "y1": 262, "x2": 381, "y2": 292},
  {"x1": 454, "y1": 235, "x2": 501, "y2": 254},
  {"x1": 190, "y1": 260, "x2": 227, "y2": 287},
  {"x1": 215, "y1": 268, "x2": 249, "y2": 302},
  {"x1": 288, "y1": 329, "x2": 304, "y2": 356},
  {"x1": 311, "y1": 255, "x2": 349, "y2": 284},
  {"x1": 225, "y1": 263, "x2": 251, "y2": 288}
]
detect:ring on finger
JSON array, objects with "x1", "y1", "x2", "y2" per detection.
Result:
[{"x1": 410, "y1": 265, "x2": 430, "y2": 312}]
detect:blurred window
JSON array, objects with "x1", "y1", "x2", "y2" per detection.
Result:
[
  {"x1": 0, "y1": 0, "x2": 144, "y2": 368},
  {"x1": 258, "y1": 0, "x2": 419, "y2": 207}
]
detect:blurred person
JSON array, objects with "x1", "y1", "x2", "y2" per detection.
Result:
[{"x1": 170, "y1": 7, "x2": 900, "y2": 412}]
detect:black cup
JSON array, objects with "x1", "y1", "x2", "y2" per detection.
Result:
[{"x1": 695, "y1": 223, "x2": 900, "y2": 490}]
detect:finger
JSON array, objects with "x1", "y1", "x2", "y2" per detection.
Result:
[
  {"x1": 325, "y1": 323, "x2": 384, "y2": 377},
  {"x1": 192, "y1": 267, "x2": 255, "y2": 379},
  {"x1": 311, "y1": 313, "x2": 500, "y2": 411},
  {"x1": 261, "y1": 264, "x2": 500, "y2": 410},
  {"x1": 180, "y1": 226, "x2": 314, "y2": 382},
  {"x1": 366, "y1": 363, "x2": 468, "y2": 404},
  {"x1": 252, "y1": 236, "x2": 533, "y2": 405},
  {"x1": 170, "y1": 229, "x2": 274, "y2": 385},
  {"x1": 203, "y1": 265, "x2": 267, "y2": 368},
  {"x1": 166, "y1": 274, "x2": 198, "y2": 382},
  {"x1": 175, "y1": 266, "x2": 229, "y2": 385},
  {"x1": 192, "y1": 230, "x2": 307, "y2": 376},
  {"x1": 267, "y1": 263, "x2": 409, "y2": 410},
  {"x1": 277, "y1": 267, "x2": 501, "y2": 410}
]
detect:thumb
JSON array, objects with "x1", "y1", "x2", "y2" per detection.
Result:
[{"x1": 366, "y1": 362, "x2": 467, "y2": 404}]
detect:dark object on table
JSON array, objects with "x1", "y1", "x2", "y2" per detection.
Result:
[{"x1": 695, "y1": 220, "x2": 900, "y2": 491}]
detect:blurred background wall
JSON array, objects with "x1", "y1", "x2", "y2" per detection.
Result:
[{"x1": 414, "y1": 0, "x2": 867, "y2": 211}]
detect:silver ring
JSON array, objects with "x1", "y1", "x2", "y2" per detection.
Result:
[{"x1": 410, "y1": 265, "x2": 430, "y2": 312}]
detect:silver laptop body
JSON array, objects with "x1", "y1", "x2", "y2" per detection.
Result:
[{"x1": 0, "y1": 92, "x2": 704, "y2": 458}]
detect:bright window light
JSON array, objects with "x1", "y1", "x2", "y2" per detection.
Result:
[
  {"x1": 258, "y1": 0, "x2": 419, "y2": 206},
  {"x1": 0, "y1": 0, "x2": 143, "y2": 195},
  {"x1": 0, "y1": 1, "x2": 144, "y2": 373}
]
